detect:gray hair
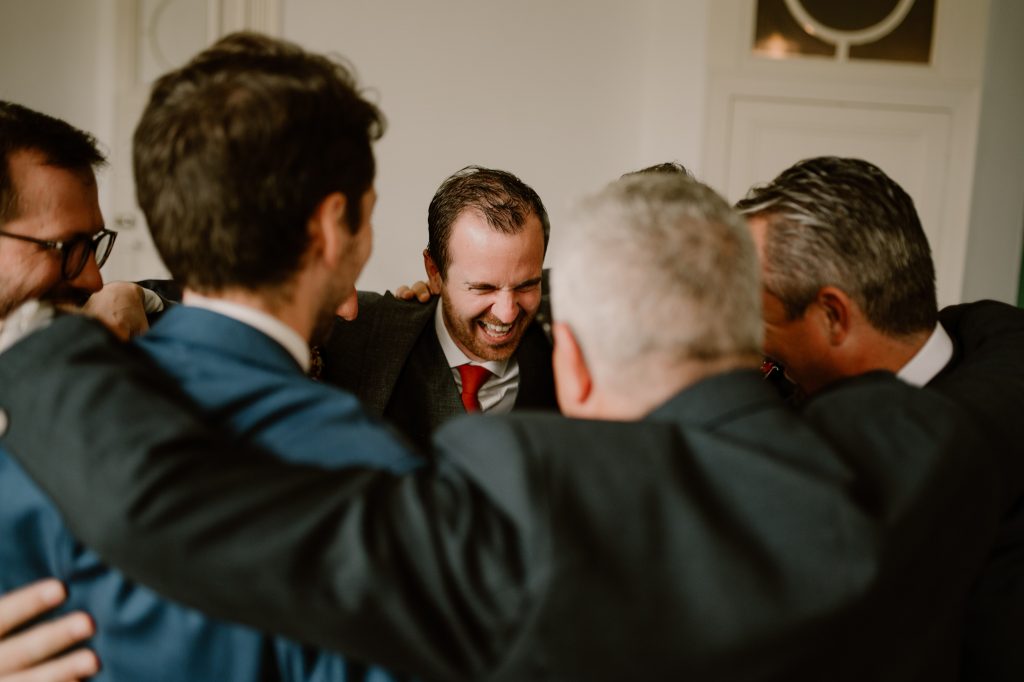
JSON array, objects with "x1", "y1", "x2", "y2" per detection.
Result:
[
  {"x1": 735, "y1": 156, "x2": 937, "y2": 335},
  {"x1": 551, "y1": 173, "x2": 762, "y2": 386}
]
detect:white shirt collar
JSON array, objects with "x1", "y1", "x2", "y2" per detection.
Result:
[
  {"x1": 897, "y1": 323, "x2": 954, "y2": 387},
  {"x1": 182, "y1": 291, "x2": 311, "y2": 371},
  {"x1": 433, "y1": 300, "x2": 511, "y2": 377}
]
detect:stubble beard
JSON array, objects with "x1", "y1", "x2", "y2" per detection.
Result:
[{"x1": 440, "y1": 293, "x2": 534, "y2": 362}]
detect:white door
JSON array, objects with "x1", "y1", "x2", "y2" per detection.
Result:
[
  {"x1": 702, "y1": 0, "x2": 990, "y2": 307},
  {"x1": 101, "y1": 0, "x2": 280, "y2": 283}
]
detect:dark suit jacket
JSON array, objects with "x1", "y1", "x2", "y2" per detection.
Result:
[
  {"x1": 0, "y1": 317, "x2": 1000, "y2": 681},
  {"x1": 929, "y1": 300, "x2": 1024, "y2": 682},
  {"x1": 320, "y1": 292, "x2": 557, "y2": 451}
]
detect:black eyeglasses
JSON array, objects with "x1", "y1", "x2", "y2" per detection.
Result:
[{"x1": 0, "y1": 228, "x2": 117, "y2": 280}]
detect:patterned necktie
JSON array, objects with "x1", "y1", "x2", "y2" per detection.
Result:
[
  {"x1": 458, "y1": 364, "x2": 492, "y2": 413},
  {"x1": 308, "y1": 345, "x2": 323, "y2": 381}
]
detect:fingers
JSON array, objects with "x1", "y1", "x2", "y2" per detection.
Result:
[
  {"x1": 394, "y1": 281, "x2": 434, "y2": 303},
  {"x1": 0, "y1": 581, "x2": 65, "y2": 638},
  {"x1": 82, "y1": 282, "x2": 150, "y2": 340},
  {"x1": 0, "y1": 611, "x2": 95, "y2": 677},
  {"x1": 0, "y1": 581, "x2": 97, "y2": 680},
  {"x1": 0, "y1": 646, "x2": 99, "y2": 682},
  {"x1": 413, "y1": 280, "x2": 436, "y2": 302}
]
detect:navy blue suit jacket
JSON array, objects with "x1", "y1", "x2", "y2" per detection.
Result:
[
  {"x1": 136, "y1": 306, "x2": 422, "y2": 681},
  {"x1": 0, "y1": 306, "x2": 419, "y2": 681}
]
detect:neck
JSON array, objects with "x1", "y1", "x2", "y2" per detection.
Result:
[
  {"x1": 183, "y1": 284, "x2": 313, "y2": 343},
  {"x1": 845, "y1": 325, "x2": 933, "y2": 376}
]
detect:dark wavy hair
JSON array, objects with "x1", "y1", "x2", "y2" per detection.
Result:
[
  {"x1": 0, "y1": 101, "x2": 106, "y2": 224},
  {"x1": 134, "y1": 32, "x2": 385, "y2": 292},
  {"x1": 426, "y1": 166, "x2": 549, "y2": 279}
]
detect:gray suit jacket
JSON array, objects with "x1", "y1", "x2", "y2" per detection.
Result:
[{"x1": 320, "y1": 292, "x2": 557, "y2": 452}]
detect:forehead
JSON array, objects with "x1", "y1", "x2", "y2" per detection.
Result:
[
  {"x1": 7, "y1": 150, "x2": 102, "y2": 237},
  {"x1": 447, "y1": 209, "x2": 545, "y2": 271}
]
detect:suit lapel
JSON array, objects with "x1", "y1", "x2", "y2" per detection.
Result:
[
  {"x1": 399, "y1": 321, "x2": 464, "y2": 422},
  {"x1": 359, "y1": 294, "x2": 437, "y2": 415}
]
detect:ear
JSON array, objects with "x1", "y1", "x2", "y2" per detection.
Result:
[
  {"x1": 814, "y1": 286, "x2": 853, "y2": 346},
  {"x1": 551, "y1": 322, "x2": 593, "y2": 417},
  {"x1": 309, "y1": 192, "x2": 348, "y2": 267},
  {"x1": 423, "y1": 249, "x2": 443, "y2": 293},
  {"x1": 335, "y1": 290, "x2": 359, "y2": 321}
]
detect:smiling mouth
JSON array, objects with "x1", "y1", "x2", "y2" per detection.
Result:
[{"x1": 478, "y1": 319, "x2": 515, "y2": 341}]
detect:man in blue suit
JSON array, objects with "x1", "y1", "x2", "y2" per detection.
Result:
[
  {"x1": 0, "y1": 100, "x2": 292, "y2": 681},
  {"x1": 127, "y1": 33, "x2": 420, "y2": 681},
  {"x1": 0, "y1": 34, "x2": 420, "y2": 682}
]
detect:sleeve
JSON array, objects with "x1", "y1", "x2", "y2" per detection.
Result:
[{"x1": 0, "y1": 316, "x2": 528, "y2": 681}]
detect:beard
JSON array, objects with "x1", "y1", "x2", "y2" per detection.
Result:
[
  {"x1": 0, "y1": 277, "x2": 91, "y2": 318},
  {"x1": 440, "y1": 293, "x2": 535, "y2": 362},
  {"x1": 310, "y1": 282, "x2": 350, "y2": 347}
]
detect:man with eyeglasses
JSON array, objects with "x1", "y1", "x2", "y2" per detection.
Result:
[
  {"x1": 0, "y1": 101, "x2": 114, "y2": 680},
  {"x1": 0, "y1": 103, "x2": 115, "y2": 320},
  {"x1": 0, "y1": 227, "x2": 116, "y2": 308}
]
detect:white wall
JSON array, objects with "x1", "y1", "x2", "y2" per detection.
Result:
[
  {"x1": 283, "y1": 0, "x2": 709, "y2": 291},
  {"x1": 3, "y1": 0, "x2": 1018, "y2": 303},
  {"x1": 0, "y1": 0, "x2": 116, "y2": 210},
  {"x1": 0, "y1": 0, "x2": 104, "y2": 140}
]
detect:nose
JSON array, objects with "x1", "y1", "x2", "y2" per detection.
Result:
[
  {"x1": 71, "y1": 252, "x2": 104, "y2": 294},
  {"x1": 491, "y1": 290, "x2": 519, "y2": 323}
]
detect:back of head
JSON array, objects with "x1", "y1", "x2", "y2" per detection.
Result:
[
  {"x1": 133, "y1": 32, "x2": 384, "y2": 293},
  {"x1": 426, "y1": 165, "x2": 550, "y2": 279},
  {"x1": 736, "y1": 156, "x2": 937, "y2": 336},
  {"x1": 0, "y1": 101, "x2": 105, "y2": 225},
  {"x1": 552, "y1": 173, "x2": 762, "y2": 389},
  {"x1": 622, "y1": 161, "x2": 694, "y2": 179}
]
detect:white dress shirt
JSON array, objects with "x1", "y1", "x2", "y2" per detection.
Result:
[
  {"x1": 434, "y1": 302, "x2": 519, "y2": 414},
  {"x1": 897, "y1": 323, "x2": 954, "y2": 387}
]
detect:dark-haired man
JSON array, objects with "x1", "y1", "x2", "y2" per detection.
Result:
[
  {"x1": 0, "y1": 37, "x2": 418, "y2": 682},
  {"x1": 736, "y1": 156, "x2": 1024, "y2": 680},
  {"x1": 0, "y1": 101, "x2": 114, "y2": 680},
  {"x1": 0, "y1": 102, "x2": 113, "y2": 320},
  {"x1": 321, "y1": 165, "x2": 557, "y2": 451}
]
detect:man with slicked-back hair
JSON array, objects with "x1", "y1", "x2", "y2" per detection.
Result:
[{"x1": 737, "y1": 156, "x2": 1024, "y2": 681}]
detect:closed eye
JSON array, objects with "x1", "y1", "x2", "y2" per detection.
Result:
[{"x1": 515, "y1": 279, "x2": 541, "y2": 292}]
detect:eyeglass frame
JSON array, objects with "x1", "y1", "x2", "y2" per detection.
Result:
[{"x1": 0, "y1": 228, "x2": 118, "y2": 280}]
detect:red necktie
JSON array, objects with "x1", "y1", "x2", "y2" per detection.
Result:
[{"x1": 458, "y1": 364, "x2": 492, "y2": 413}]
